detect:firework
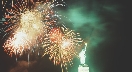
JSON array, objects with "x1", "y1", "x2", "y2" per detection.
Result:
[
  {"x1": 1, "y1": 0, "x2": 83, "y2": 72},
  {"x1": 3, "y1": 10, "x2": 48, "y2": 56},
  {"x1": 1, "y1": 0, "x2": 65, "y2": 54},
  {"x1": 3, "y1": 31, "x2": 28, "y2": 56},
  {"x1": 2, "y1": 0, "x2": 44, "y2": 56},
  {"x1": 1, "y1": 0, "x2": 67, "y2": 40},
  {"x1": 43, "y1": 27, "x2": 83, "y2": 70}
]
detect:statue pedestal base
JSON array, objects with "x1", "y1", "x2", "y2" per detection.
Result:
[{"x1": 78, "y1": 64, "x2": 89, "y2": 72}]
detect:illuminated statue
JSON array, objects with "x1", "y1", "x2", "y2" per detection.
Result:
[
  {"x1": 79, "y1": 43, "x2": 87, "y2": 64},
  {"x1": 78, "y1": 43, "x2": 89, "y2": 72}
]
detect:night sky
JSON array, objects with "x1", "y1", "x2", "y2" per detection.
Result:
[{"x1": 0, "y1": 0, "x2": 129, "y2": 72}]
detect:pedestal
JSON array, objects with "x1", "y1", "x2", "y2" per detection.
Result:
[{"x1": 78, "y1": 64, "x2": 89, "y2": 72}]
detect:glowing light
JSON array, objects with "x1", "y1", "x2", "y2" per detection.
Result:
[
  {"x1": 61, "y1": 40, "x2": 70, "y2": 49},
  {"x1": 12, "y1": 32, "x2": 27, "y2": 47},
  {"x1": 3, "y1": 31, "x2": 29, "y2": 56}
]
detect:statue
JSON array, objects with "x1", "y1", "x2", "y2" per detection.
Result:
[
  {"x1": 78, "y1": 43, "x2": 89, "y2": 72},
  {"x1": 79, "y1": 43, "x2": 87, "y2": 65}
]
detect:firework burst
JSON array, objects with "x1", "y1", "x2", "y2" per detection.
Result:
[
  {"x1": 2, "y1": 0, "x2": 45, "y2": 56},
  {"x1": 1, "y1": 0, "x2": 66, "y2": 56},
  {"x1": 3, "y1": 31, "x2": 28, "y2": 56},
  {"x1": 3, "y1": 10, "x2": 47, "y2": 56},
  {"x1": 43, "y1": 27, "x2": 83, "y2": 71}
]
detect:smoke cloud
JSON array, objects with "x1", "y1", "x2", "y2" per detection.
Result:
[
  {"x1": 9, "y1": 61, "x2": 37, "y2": 72},
  {"x1": 64, "y1": 0, "x2": 122, "y2": 72},
  {"x1": 66, "y1": 3, "x2": 104, "y2": 48}
]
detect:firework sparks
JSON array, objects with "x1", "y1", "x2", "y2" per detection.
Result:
[
  {"x1": 1, "y1": 0, "x2": 68, "y2": 54},
  {"x1": 3, "y1": 31, "x2": 29, "y2": 56},
  {"x1": 1, "y1": 0, "x2": 83, "y2": 72},
  {"x1": 3, "y1": 9, "x2": 47, "y2": 56},
  {"x1": 43, "y1": 27, "x2": 83, "y2": 70}
]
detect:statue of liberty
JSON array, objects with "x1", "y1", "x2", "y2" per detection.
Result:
[
  {"x1": 78, "y1": 42, "x2": 89, "y2": 72},
  {"x1": 79, "y1": 43, "x2": 87, "y2": 65}
]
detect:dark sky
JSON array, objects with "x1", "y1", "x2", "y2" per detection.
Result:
[{"x1": 0, "y1": 0, "x2": 129, "y2": 72}]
